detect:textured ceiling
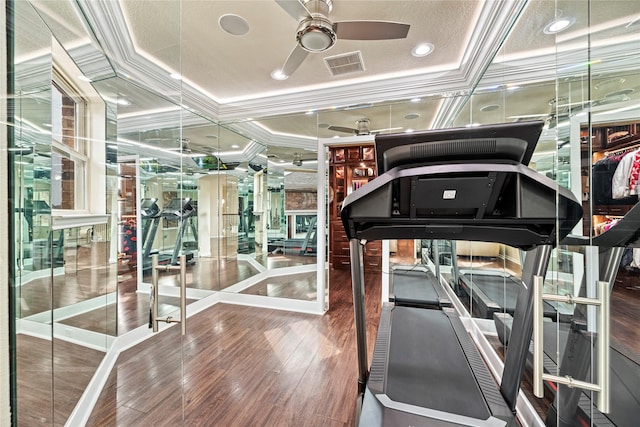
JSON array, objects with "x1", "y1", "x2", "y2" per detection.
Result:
[{"x1": 13, "y1": 0, "x2": 640, "y2": 171}]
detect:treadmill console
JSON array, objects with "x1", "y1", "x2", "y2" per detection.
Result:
[
  {"x1": 140, "y1": 198, "x2": 160, "y2": 218},
  {"x1": 163, "y1": 198, "x2": 196, "y2": 219},
  {"x1": 341, "y1": 121, "x2": 583, "y2": 249},
  {"x1": 374, "y1": 120, "x2": 543, "y2": 173}
]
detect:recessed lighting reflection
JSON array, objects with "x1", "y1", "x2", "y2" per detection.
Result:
[
  {"x1": 170, "y1": 73, "x2": 182, "y2": 80},
  {"x1": 544, "y1": 16, "x2": 576, "y2": 34}
]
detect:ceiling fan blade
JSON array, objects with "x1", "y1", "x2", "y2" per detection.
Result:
[
  {"x1": 507, "y1": 114, "x2": 549, "y2": 119},
  {"x1": 328, "y1": 125, "x2": 358, "y2": 134},
  {"x1": 281, "y1": 45, "x2": 309, "y2": 77},
  {"x1": 275, "y1": 0, "x2": 311, "y2": 21},
  {"x1": 371, "y1": 126, "x2": 403, "y2": 134},
  {"x1": 333, "y1": 21, "x2": 410, "y2": 40}
]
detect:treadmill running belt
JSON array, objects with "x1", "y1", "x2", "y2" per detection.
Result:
[
  {"x1": 386, "y1": 307, "x2": 490, "y2": 420},
  {"x1": 463, "y1": 273, "x2": 558, "y2": 317},
  {"x1": 394, "y1": 269, "x2": 440, "y2": 307}
]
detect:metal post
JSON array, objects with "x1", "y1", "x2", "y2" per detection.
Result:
[
  {"x1": 501, "y1": 244, "x2": 552, "y2": 413},
  {"x1": 532, "y1": 275, "x2": 544, "y2": 398},
  {"x1": 597, "y1": 279, "x2": 610, "y2": 413},
  {"x1": 179, "y1": 255, "x2": 187, "y2": 336},
  {"x1": 152, "y1": 254, "x2": 159, "y2": 333},
  {"x1": 350, "y1": 238, "x2": 368, "y2": 393}
]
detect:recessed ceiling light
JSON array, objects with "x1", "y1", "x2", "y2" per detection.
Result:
[
  {"x1": 117, "y1": 98, "x2": 131, "y2": 106},
  {"x1": 219, "y1": 14, "x2": 250, "y2": 36},
  {"x1": 410, "y1": 97, "x2": 421, "y2": 103},
  {"x1": 231, "y1": 144, "x2": 240, "y2": 148},
  {"x1": 271, "y1": 69, "x2": 288, "y2": 80},
  {"x1": 543, "y1": 16, "x2": 576, "y2": 34},
  {"x1": 78, "y1": 75, "x2": 92, "y2": 82},
  {"x1": 404, "y1": 113, "x2": 420, "y2": 120},
  {"x1": 317, "y1": 123, "x2": 330, "y2": 129},
  {"x1": 43, "y1": 123, "x2": 52, "y2": 128},
  {"x1": 170, "y1": 73, "x2": 182, "y2": 80},
  {"x1": 412, "y1": 43, "x2": 434, "y2": 57},
  {"x1": 205, "y1": 134, "x2": 218, "y2": 139}
]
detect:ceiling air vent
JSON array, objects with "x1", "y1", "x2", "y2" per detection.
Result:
[{"x1": 324, "y1": 51, "x2": 365, "y2": 77}]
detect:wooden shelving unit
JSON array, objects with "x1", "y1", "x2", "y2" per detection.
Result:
[{"x1": 328, "y1": 144, "x2": 381, "y2": 271}]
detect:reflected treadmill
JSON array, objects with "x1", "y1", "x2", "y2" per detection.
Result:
[
  {"x1": 341, "y1": 121, "x2": 583, "y2": 426},
  {"x1": 456, "y1": 267, "x2": 571, "y2": 321}
]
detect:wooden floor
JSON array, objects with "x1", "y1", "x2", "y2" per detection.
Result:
[
  {"x1": 86, "y1": 269, "x2": 382, "y2": 426},
  {"x1": 16, "y1": 335, "x2": 105, "y2": 427},
  {"x1": 15, "y1": 251, "x2": 640, "y2": 426}
]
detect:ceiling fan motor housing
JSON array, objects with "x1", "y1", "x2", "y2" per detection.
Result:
[{"x1": 297, "y1": 0, "x2": 336, "y2": 52}]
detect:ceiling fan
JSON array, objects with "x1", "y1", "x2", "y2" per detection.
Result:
[
  {"x1": 327, "y1": 118, "x2": 401, "y2": 136},
  {"x1": 275, "y1": 0, "x2": 410, "y2": 77}
]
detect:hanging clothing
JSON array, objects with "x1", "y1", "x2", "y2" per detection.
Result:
[
  {"x1": 612, "y1": 149, "x2": 639, "y2": 199},
  {"x1": 629, "y1": 150, "x2": 640, "y2": 194},
  {"x1": 592, "y1": 155, "x2": 636, "y2": 205}
]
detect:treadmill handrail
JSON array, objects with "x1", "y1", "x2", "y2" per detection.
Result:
[{"x1": 563, "y1": 201, "x2": 640, "y2": 248}]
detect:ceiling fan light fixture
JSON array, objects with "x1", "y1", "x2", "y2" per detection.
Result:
[{"x1": 297, "y1": 17, "x2": 336, "y2": 52}]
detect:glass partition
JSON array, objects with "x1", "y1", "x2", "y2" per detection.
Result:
[
  {"x1": 12, "y1": 2, "x2": 54, "y2": 423},
  {"x1": 8, "y1": 0, "x2": 640, "y2": 425}
]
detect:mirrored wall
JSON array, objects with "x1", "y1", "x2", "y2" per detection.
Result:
[{"x1": 7, "y1": 0, "x2": 640, "y2": 425}]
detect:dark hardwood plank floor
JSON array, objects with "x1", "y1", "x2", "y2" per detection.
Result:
[
  {"x1": 16, "y1": 335, "x2": 104, "y2": 427},
  {"x1": 86, "y1": 269, "x2": 381, "y2": 426},
  {"x1": 15, "y1": 249, "x2": 639, "y2": 426},
  {"x1": 240, "y1": 271, "x2": 317, "y2": 300}
]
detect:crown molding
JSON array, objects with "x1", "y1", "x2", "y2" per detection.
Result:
[{"x1": 75, "y1": 0, "x2": 530, "y2": 127}]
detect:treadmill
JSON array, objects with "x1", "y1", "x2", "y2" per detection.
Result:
[
  {"x1": 161, "y1": 198, "x2": 198, "y2": 265},
  {"x1": 390, "y1": 264, "x2": 451, "y2": 309},
  {"x1": 455, "y1": 263, "x2": 571, "y2": 321},
  {"x1": 140, "y1": 198, "x2": 162, "y2": 271},
  {"x1": 341, "y1": 121, "x2": 583, "y2": 426}
]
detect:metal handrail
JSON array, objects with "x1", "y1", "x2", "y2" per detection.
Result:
[
  {"x1": 150, "y1": 254, "x2": 187, "y2": 335},
  {"x1": 533, "y1": 276, "x2": 610, "y2": 412}
]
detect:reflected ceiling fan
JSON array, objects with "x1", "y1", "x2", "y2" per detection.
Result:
[
  {"x1": 509, "y1": 92, "x2": 634, "y2": 126},
  {"x1": 327, "y1": 118, "x2": 400, "y2": 136},
  {"x1": 275, "y1": 0, "x2": 410, "y2": 77}
]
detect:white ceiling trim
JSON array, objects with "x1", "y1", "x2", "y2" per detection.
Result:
[{"x1": 75, "y1": 0, "x2": 531, "y2": 126}]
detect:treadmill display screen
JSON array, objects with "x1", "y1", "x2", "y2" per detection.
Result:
[{"x1": 374, "y1": 121, "x2": 544, "y2": 173}]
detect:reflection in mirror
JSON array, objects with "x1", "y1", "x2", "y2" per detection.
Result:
[{"x1": 12, "y1": 1, "x2": 55, "y2": 424}]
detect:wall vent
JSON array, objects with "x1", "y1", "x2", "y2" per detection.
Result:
[{"x1": 324, "y1": 51, "x2": 365, "y2": 77}]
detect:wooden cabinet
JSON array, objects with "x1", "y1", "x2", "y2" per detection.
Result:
[
  {"x1": 328, "y1": 144, "x2": 380, "y2": 271},
  {"x1": 582, "y1": 120, "x2": 640, "y2": 235}
]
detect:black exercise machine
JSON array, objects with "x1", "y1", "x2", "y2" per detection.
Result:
[
  {"x1": 341, "y1": 121, "x2": 583, "y2": 426},
  {"x1": 157, "y1": 198, "x2": 198, "y2": 266}
]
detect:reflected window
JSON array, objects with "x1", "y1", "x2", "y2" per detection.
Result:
[{"x1": 51, "y1": 75, "x2": 87, "y2": 210}]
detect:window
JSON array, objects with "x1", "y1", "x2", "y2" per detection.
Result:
[{"x1": 51, "y1": 73, "x2": 87, "y2": 210}]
